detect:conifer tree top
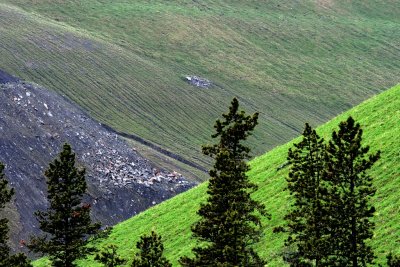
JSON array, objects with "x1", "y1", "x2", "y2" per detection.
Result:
[
  {"x1": 29, "y1": 143, "x2": 100, "y2": 267},
  {"x1": 132, "y1": 231, "x2": 171, "y2": 267},
  {"x1": 180, "y1": 98, "x2": 267, "y2": 267}
]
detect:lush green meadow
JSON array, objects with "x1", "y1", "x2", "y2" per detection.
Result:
[
  {"x1": 34, "y1": 84, "x2": 400, "y2": 266},
  {"x1": 1, "y1": 1, "x2": 399, "y2": 173}
]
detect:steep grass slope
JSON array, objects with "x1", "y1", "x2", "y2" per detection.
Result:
[
  {"x1": 1, "y1": 1, "x2": 399, "y2": 172},
  {"x1": 34, "y1": 84, "x2": 400, "y2": 266}
]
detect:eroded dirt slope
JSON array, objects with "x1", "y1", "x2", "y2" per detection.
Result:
[{"x1": 0, "y1": 72, "x2": 194, "y2": 252}]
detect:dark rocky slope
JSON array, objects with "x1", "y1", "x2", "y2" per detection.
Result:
[{"x1": 0, "y1": 75, "x2": 194, "y2": 252}]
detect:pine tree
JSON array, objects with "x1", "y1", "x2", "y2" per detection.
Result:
[
  {"x1": 325, "y1": 117, "x2": 380, "y2": 266},
  {"x1": 0, "y1": 161, "x2": 14, "y2": 266},
  {"x1": 131, "y1": 231, "x2": 171, "y2": 267},
  {"x1": 180, "y1": 98, "x2": 268, "y2": 266},
  {"x1": 28, "y1": 143, "x2": 101, "y2": 267},
  {"x1": 0, "y1": 162, "x2": 32, "y2": 267},
  {"x1": 95, "y1": 244, "x2": 126, "y2": 267},
  {"x1": 278, "y1": 123, "x2": 331, "y2": 266}
]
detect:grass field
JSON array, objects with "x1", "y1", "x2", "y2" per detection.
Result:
[
  {"x1": 0, "y1": 1, "x2": 399, "y2": 174},
  {"x1": 33, "y1": 84, "x2": 400, "y2": 266}
]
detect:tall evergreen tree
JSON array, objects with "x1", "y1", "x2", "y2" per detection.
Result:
[
  {"x1": 0, "y1": 162, "x2": 32, "y2": 267},
  {"x1": 278, "y1": 123, "x2": 331, "y2": 266},
  {"x1": 131, "y1": 231, "x2": 171, "y2": 267},
  {"x1": 95, "y1": 244, "x2": 126, "y2": 267},
  {"x1": 324, "y1": 117, "x2": 380, "y2": 266},
  {"x1": 0, "y1": 161, "x2": 14, "y2": 266},
  {"x1": 28, "y1": 143, "x2": 101, "y2": 267},
  {"x1": 180, "y1": 98, "x2": 268, "y2": 266}
]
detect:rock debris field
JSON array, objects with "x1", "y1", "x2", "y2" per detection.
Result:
[{"x1": 0, "y1": 74, "x2": 195, "y2": 252}]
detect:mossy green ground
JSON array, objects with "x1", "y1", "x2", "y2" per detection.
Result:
[
  {"x1": 0, "y1": 1, "x2": 399, "y2": 171},
  {"x1": 34, "y1": 85, "x2": 400, "y2": 266}
]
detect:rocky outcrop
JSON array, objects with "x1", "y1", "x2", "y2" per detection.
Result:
[
  {"x1": 185, "y1": 76, "x2": 212, "y2": 88},
  {"x1": 0, "y1": 77, "x2": 195, "y2": 252}
]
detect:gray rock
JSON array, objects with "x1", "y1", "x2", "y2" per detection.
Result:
[{"x1": 185, "y1": 75, "x2": 212, "y2": 88}]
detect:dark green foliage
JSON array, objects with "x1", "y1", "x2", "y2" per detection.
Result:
[
  {"x1": 279, "y1": 124, "x2": 331, "y2": 266},
  {"x1": 387, "y1": 253, "x2": 400, "y2": 267},
  {"x1": 131, "y1": 231, "x2": 171, "y2": 267},
  {"x1": 0, "y1": 163, "x2": 32, "y2": 267},
  {"x1": 180, "y1": 98, "x2": 268, "y2": 266},
  {"x1": 28, "y1": 143, "x2": 101, "y2": 267},
  {"x1": 324, "y1": 117, "x2": 380, "y2": 266},
  {"x1": 0, "y1": 162, "x2": 14, "y2": 265},
  {"x1": 95, "y1": 244, "x2": 126, "y2": 267},
  {"x1": 6, "y1": 253, "x2": 33, "y2": 267},
  {"x1": 92, "y1": 226, "x2": 113, "y2": 242},
  {"x1": 279, "y1": 117, "x2": 380, "y2": 266}
]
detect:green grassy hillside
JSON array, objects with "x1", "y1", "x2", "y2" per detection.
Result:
[
  {"x1": 1, "y1": 1, "x2": 399, "y2": 173},
  {"x1": 34, "y1": 84, "x2": 400, "y2": 266}
]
